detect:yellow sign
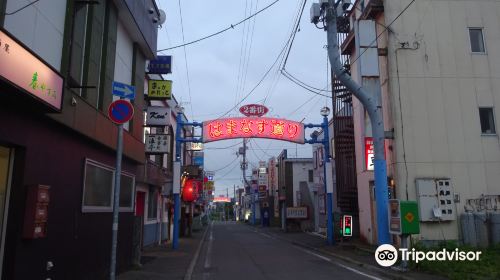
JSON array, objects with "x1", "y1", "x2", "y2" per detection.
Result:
[
  {"x1": 148, "y1": 80, "x2": 172, "y2": 99},
  {"x1": 205, "y1": 181, "x2": 214, "y2": 191}
]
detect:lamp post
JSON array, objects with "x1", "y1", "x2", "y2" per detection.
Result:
[{"x1": 306, "y1": 107, "x2": 334, "y2": 245}]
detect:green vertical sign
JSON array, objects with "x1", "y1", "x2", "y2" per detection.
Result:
[{"x1": 400, "y1": 201, "x2": 420, "y2": 235}]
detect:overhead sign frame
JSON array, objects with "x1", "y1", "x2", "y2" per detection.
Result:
[{"x1": 202, "y1": 117, "x2": 305, "y2": 144}]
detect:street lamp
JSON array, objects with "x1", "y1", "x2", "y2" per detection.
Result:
[
  {"x1": 320, "y1": 106, "x2": 330, "y2": 117},
  {"x1": 320, "y1": 107, "x2": 334, "y2": 245}
]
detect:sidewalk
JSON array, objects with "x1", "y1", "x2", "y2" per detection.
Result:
[
  {"x1": 118, "y1": 227, "x2": 207, "y2": 280},
  {"x1": 254, "y1": 226, "x2": 448, "y2": 280}
]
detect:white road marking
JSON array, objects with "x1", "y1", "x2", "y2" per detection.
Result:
[
  {"x1": 203, "y1": 221, "x2": 214, "y2": 280},
  {"x1": 184, "y1": 223, "x2": 210, "y2": 280},
  {"x1": 300, "y1": 248, "x2": 384, "y2": 280}
]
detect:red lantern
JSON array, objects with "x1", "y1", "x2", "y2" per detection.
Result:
[{"x1": 182, "y1": 179, "x2": 200, "y2": 202}]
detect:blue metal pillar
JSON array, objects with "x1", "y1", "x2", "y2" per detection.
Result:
[
  {"x1": 322, "y1": 115, "x2": 334, "y2": 245},
  {"x1": 374, "y1": 159, "x2": 390, "y2": 245},
  {"x1": 173, "y1": 113, "x2": 182, "y2": 250}
]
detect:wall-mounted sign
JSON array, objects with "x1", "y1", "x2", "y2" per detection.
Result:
[
  {"x1": 145, "y1": 134, "x2": 169, "y2": 154},
  {"x1": 108, "y1": 99, "x2": 134, "y2": 124},
  {"x1": 239, "y1": 104, "x2": 269, "y2": 117},
  {"x1": 190, "y1": 142, "x2": 204, "y2": 151},
  {"x1": 202, "y1": 117, "x2": 305, "y2": 144},
  {"x1": 365, "y1": 137, "x2": 374, "y2": 171},
  {"x1": 0, "y1": 29, "x2": 63, "y2": 111},
  {"x1": 286, "y1": 207, "x2": 308, "y2": 219},
  {"x1": 148, "y1": 55, "x2": 172, "y2": 74},
  {"x1": 147, "y1": 80, "x2": 172, "y2": 99},
  {"x1": 146, "y1": 106, "x2": 170, "y2": 126}
]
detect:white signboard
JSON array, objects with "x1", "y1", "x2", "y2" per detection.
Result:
[
  {"x1": 286, "y1": 207, "x2": 308, "y2": 219},
  {"x1": 145, "y1": 134, "x2": 169, "y2": 153},
  {"x1": 190, "y1": 142, "x2": 203, "y2": 151},
  {"x1": 146, "y1": 106, "x2": 171, "y2": 126}
]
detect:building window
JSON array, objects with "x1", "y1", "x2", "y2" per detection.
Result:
[
  {"x1": 147, "y1": 188, "x2": 158, "y2": 220},
  {"x1": 308, "y1": 170, "x2": 313, "y2": 183},
  {"x1": 469, "y1": 28, "x2": 485, "y2": 53},
  {"x1": 119, "y1": 173, "x2": 135, "y2": 211},
  {"x1": 479, "y1": 108, "x2": 496, "y2": 134},
  {"x1": 68, "y1": 4, "x2": 89, "y2": 95},
  {"x1": 82, "y1": 160, "x2": 114, "y2": 212},
  {"x1": 82, "y1": 159, "x2": 135, "y2": 212}
]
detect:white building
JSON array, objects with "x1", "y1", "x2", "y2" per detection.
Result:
[{"x1": 341, "y1": 0, "x2": 500, "y2": 245}]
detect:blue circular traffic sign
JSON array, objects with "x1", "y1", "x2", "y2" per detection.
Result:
[{"x1": 108, "y1": 99, "x2": 134, "y2": 124}]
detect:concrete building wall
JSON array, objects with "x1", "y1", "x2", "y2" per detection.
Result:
[
  {"x1": 4, "y1": 0, "x2": 66, "y2": 70},
  {"x1": 350, "y1": 0, "x2": 500, "y2": 244}
]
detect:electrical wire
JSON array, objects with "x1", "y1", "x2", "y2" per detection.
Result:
[
  {"x1": 395, "y1": 50, "x2": 409, "y2": 201},
  {"x1": 281, "y1": 70, "x2": 331, "y2": 98},
  {"x1": 177, "y1": 0, "x2": 194, "y2": 119},
  {"x1": 281, "y1": 0, "x2": 307, "y2": 69},
  {"x1": 211, "y1": 156, "x2": 239, "y2": 172},
  {"x1": 205, "y1": 141, "x2": 243, "y2": 150},
  {"x1": 234, "y1": 0, "x2": 251, "y2": 110},
  {"x1": 4, "y1": 0, "x2": 40, "y2": 15},
  {"x1": 157, "y1": 0, "x2": 280, "y2": 52},
  {"x1": 216, "y1": 37, "x2": 291, "y2": 119},
  {"x1": 282, "y1": 69, "x2": 331, "y2": 93}
]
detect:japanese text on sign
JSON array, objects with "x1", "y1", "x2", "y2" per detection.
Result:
[
  {"x1": 148, "y1": 80, "x2": 172, "y2": 99},
  {"x1": 202, "y1": 117, "x2": 305, "y2": 144},
  {"x1": 145, "y1": 134, "x2": 169, "y2": 154},
  {"x1": 239, "y1": 104, "x2": 269, "y2": 117}
]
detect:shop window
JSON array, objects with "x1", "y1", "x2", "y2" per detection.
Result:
[
  {"x1": 479, "y1": 107, "x2": 496, "y2": 134},
  {"x1": 119, "y1": 173, "x2": 135, "y2": 211},
  {"x1": 82, "y1": 159, "x2": 114, "y2": 212},
  {"x1": 469, "y1": 28, "x2": 485, "y2": 53},
  {"x1": 82, "y1": 159, "x2": 135, "y2": 212}
]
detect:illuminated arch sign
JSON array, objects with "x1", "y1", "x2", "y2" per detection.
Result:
[{"x1": 202, "y1": 117, "x2": 305, "y2": 144}]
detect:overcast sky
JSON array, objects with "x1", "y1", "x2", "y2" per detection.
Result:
[{"x1": 156, "y1": 0, "x2": 331, "y2": 196}]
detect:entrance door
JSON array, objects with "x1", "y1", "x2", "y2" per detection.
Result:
[
  {"x1": 0, "y1": 147, "x2": 13, "y2": 280},
  {"x1": 135, "y1": 192, "x2": 146, "y2": 249}
]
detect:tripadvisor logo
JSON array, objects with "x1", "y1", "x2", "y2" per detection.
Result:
[{"x1": 375, "y1": 244, "x2": 482, "y2": 267}]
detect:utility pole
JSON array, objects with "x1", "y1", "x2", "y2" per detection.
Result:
[{"x1": 319, "y1": 0, "x2": 390, "y2": 244}]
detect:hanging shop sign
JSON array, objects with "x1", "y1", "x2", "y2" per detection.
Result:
[
  {"x1": 0, "y1": 29, "x2": 64, "y2": 111},
  {"x1": 239, "y1": 104, "x2": 269, "y2": 117},
  {"x1": 148, "y1": 55, "x2": 172, "y2": 74},
  {"x1": 213, "y1": 196, "x2": 231, "y2": 203},
  {"x1": 189, "y1": 142, "x2": 204, "y2": 151},
  {"x1": 145, "y1": 134, "x2": 169, "y2": 154},
  {"x1": 202, "y1": 117, "x2": 305, "y2": 144},
  {"x1": 365, "y1": 137, "x2": 386, "y2": 171},
  {"x1": 147, "y1": 79, "x2": 172, "y2": 99},
  {"x1": 146, "y1": 106, "x2": 171, "y2": 126},
  {"x1": 365, "y1": 137, "x2": 374, "y2": 171}
]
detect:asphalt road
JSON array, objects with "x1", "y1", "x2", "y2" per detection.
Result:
[{"x1": 190, "y1": 221, "x2": 387, "y2": 280}]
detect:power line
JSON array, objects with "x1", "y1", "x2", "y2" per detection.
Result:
[
  {"x1": 281, "y1": 0, "x2": 307, "y2": 69},
  {"x1": 211, "y1": 156, "x2": 239, "y2": 172},
  {"x1": 177, "y1": 0, "x2": 194, "y2": 119},
  {"x1": 4, "y1": 0, "x2": 40, "y2": 15},
  {"x1": 157, "y1": 0, "x2": 280, "y2": 52},
  {"x1": 281, "y1": 70, "x2": 331, "y2": 98},
  {"x1": 216, "y1": 37, "x2": 291, "y2": 119},
  {"x1": 205, "y1": 141, "x2": 243, "y2": 150},
  {"x1": 349, "y1": 0, "x2": 416, "y2": 65}
]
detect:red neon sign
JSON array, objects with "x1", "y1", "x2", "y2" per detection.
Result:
[{"x1": 202, "y1": 117, "x2": 305, "y2": 144}]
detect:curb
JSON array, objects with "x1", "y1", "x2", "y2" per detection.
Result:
[
  {"x1": 184, "y1": 223, "x2": 210, "y2": 280},
  {"x1": 264, "y1": 230, "x2": 414, "y2": 280}
]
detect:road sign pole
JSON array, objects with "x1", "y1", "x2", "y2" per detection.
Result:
[{"x1": 110, "y1": 124, "x2": 123, "y2": 280}]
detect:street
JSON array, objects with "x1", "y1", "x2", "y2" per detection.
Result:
[{"x1": 189, "y1": 222, "x2": 386, "y2": 280}]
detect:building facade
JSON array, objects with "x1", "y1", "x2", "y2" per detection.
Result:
[
  {"x1": 0, "y1": 0, "x2": 161, "y2": 278},
  {"x1": 343, "y1": 0, "x2": 500, "y2": 245}
]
